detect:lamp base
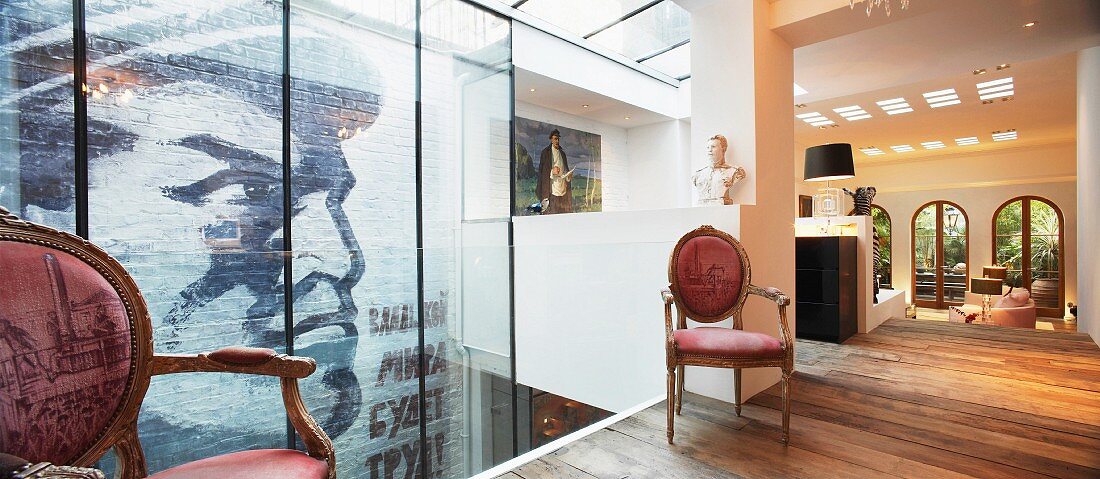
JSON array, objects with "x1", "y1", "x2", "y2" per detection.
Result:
[{"x1": 812, "y1": 187, "x2": 842, "y2": 217}]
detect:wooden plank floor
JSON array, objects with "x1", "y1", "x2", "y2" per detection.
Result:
[{"x1": 498, "y1": 319, "x2": 1100, "y2": 479}]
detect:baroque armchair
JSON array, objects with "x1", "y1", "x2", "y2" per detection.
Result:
[
  {"x1": 663, "y1": 225, "x2": 794, "y2": 444},
  {"x1": 0, "y1": 207, "x2": 334, "y2": 479}
]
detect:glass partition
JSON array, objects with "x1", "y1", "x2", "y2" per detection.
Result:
[{"x1": 0, "y1": 1, "x2": 520, "y2": 478}]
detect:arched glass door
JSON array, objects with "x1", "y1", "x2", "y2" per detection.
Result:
[
  {"x1": 913, "y1": 201, "x2": 968, "y2": 308},
  {"x1": 994, "y1": 196, "x2": 1064, "y2": 317}
]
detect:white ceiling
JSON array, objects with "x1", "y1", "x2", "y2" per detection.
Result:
[
  {"x1": 514, "y1": 68, "x2": 675, "y2": 128},
  {"x1": 790, "y1": 0, "x2": 1100, "y2": 163}
]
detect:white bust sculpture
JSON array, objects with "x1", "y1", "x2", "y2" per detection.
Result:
[{"x1": 692, "y1": 134, "x2": 746, "y2": 206}]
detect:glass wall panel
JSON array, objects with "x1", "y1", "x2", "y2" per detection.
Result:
[
  {"x1": 83, "y1": 0, "x2": 288, "y2": 471},
  {"x1": 1, "y1": 0, "x2": 75, "y2": 231},
  {"x1": 289, "y1": 2, "x2": 420, "y2": 478},
  {"x1": 422, "y1": 0, "x2": 514, "y2": 476},
  {"x1": 517, "y1": 0, "x2": 652, "y2": 39}
]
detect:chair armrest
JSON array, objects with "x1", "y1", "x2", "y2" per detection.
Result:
[
  {"x1": 747, "y1": 284, "x2": 790, "y2": 306},
  {"x1": 150, "y1": 347, "x2": 335, "y2": 475},
  {"x1": 748, "y1": 284, "x2": 794, "y2": 363},
  {"x1": 151, "y1": 346, "x2": 316, "y2": 378}
]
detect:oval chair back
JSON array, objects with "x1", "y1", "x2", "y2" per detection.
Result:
[{"x1": 667, "y1": 225, "x2": 750, "y2": 323}]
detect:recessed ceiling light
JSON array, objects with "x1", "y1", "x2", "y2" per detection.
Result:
[
  {"x1": 529, "y1": 88, "x2": 536, "y2": 92},
  {"x1": 921, "y1": 141, "x2": 946, "y2": 149},
  {"x1": 973, "y1": 68, "x2": 987, "y2": 75},
  {"x1": 890, "y1": 145, "x2": 914, "y2": 152},
  {"x1": 977, "y1": 77, "x2": 1014, "y2": 100},
  {"x1": 624, "y1": 116, "x2": 631, "y2": 120},
  {"x1": 923, "y1": 88, "x2": 961, "y2": 108},
  {"x1": 858, "y1": 147, "x2": 885, "y2": 156},
  {"x1": 582, "y1": 104, "x2": 589, "y2": 108},
  {"x1": 1023, "y1": 21, "x2": 1037, "y2": 28},
  {"x1": 834, "y1": 105, "x2": 871, "y2": 121},
  {"x1": 997, "y1": 63, "x2": 1011, "y2": 70},
  {"x1": 876, "y1": 97, "x2": 913, "y2": 115},
  {"x1": 796, "y1": 111, "x2": 822, "y2": 119},
  {"x1": 810, "y1": 120, "x2": 835, "y2": 126},
  {"x1": 955, "y1": 136, "x2": 980, "y2": 146},
  {"x1": 992, "y1": 129, "x2": 1018, "y2": 141}
]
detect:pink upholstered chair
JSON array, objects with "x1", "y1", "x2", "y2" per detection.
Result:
[
  {"x1": 662, "y1": 225, "x2": 794, "y2": 444},
  {"x1": 0, "y1": 207, "x2": 334, "y2": 479}
]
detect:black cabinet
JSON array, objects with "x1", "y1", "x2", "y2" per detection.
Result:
[{"x1": 795, "y1": 236, "x2": 857, "y2": 343}]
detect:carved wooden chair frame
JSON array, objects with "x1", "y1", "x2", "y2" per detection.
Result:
[
  {"x1": 0, "y1": 207, "x2": 335, "y2": 479},
  {"x1": 662, "y1": 225, "x2": 794, "y2": 444}
]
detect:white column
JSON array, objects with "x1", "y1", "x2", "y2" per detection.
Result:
[
  {"x1": 1078, "y1": 46, "x2": 1100, "y2": 345},
  {"x1": 685, "y1": 0, "x2": 796, "y2": 402}
]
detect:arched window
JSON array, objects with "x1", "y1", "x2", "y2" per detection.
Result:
[
  {"x1": 913, "y1": 201, "x2": 968, "y2": 308},
  {"x1": 871, "y1": 205, "x2": 892, "y2": 289},
  {"x1": 993, "y1": 196, "x2": 1064, "y2": 317}
]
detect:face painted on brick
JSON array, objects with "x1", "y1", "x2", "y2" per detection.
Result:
[{"x1": 13, "y1": 33, "x2": 379, "y2": 441}]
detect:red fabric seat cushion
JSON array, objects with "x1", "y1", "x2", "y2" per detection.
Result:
[
  {"x1": 673, "y1": 235, "x2": 744, "y2": 317},
  {"x1": 673, "y1": 327, "x2": 783, "y2": 359},
  {"x1": 147, "y1": 449, "x2": 328, "y2": 479}
]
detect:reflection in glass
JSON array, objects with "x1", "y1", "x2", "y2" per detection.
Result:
[
  {"x1": 913, "y1": 205, "x2": 936, "y2": 302},
  {"x1": 1, "y1": 0, "x2": 75, "y2": 231},
  {"x1": 588, "y1": 0, "x2": 690, "y2": 60}
]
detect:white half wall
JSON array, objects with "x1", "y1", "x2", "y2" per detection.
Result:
[{"x1": 513, "y1": 207, "x2": 740, "y2": 413}]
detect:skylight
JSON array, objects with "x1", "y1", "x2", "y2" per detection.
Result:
[
  {"x1": 834, "y1": 105, "x2": 871, "y2": 121},
  {"x1": 921, "y1": 141, "x2": 946, "y2": 149},
  {"x1": 890, "y1": 144, "x2": 914, "y2": 152},
  {"x1": 977, "y1": 77, "x2": 1014, "y2": 100},
  {"x1": 876, "y1": 97, "x2": 913, "y2": 115},
  {"x1": 923, "y1": 88, "x2": 961, "y2": 108},
  {"x1": 858, "y1": 147, "x2": 885, "y2": 156},
  {"x1": 955, "y1": 136, "x2": 980, "y2": 146},
  {"x1": 992, "y1": 130, "x2": 1018, "y2": 141}
]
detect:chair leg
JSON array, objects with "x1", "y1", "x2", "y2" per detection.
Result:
[
  {"x1": 667, "y1": 368, "x2": 676, "y2": 444},
  {"x1": 676, "y1": 365, "x2": 684, "y2": 415},
  {"x1": 781, "y1": 369, "x2": 792, "y2": 445},
  {"x1": 733, "y1": 368, "x2": 742, "y2": 417}
]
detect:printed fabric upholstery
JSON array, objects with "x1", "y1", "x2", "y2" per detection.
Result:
[
  {"x1": 673, "y1": 327, "x2": 784, "y2": 359},
  {"x1": 146, "y1": 449, "x2": 328, "y2": 479},
  {"x1": 674, "y1": 235, "x2": 744, "y2": 318},
  {"x1": 0, "y1": 241, "x2": 132, "y2": 465}
]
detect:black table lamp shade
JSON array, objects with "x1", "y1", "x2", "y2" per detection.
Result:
[{"x1": 805, "y1": 143, "x2": 855, "y2": 182}]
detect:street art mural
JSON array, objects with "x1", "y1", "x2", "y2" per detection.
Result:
[{"x1": 1, "y1": 1, "x2": 510, "y2": 477}]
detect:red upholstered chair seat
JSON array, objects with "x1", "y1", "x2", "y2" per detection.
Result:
[
  {"x1": 673, "y1": 327, "x2": 783, "y2": 359},
  {"x1": 146, "y1": 450, "x2": 328, "y2": 479}
]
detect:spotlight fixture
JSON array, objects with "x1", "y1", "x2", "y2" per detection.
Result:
[
  {"x1": 973, "y1": 68, "x2": 987, "y2": 75},
  {"x1": 581, "y1": 104, "x2": 589, "y2": 108},
  {"x1": 529, "y1": 88, "x2": 536, "y2": 92},
  {"x1": 624, "y1": 116, "x2": 631, "y2": 120},
  {"x1": 795, "y1": 103, "x2": 807, "y2": 108},
  {"x1": 996, "y1": 63, "x2": 1011, "y2": 70},
  {"x1": 1023, "y1": 21, "x2": 1037, "y2": 28}
]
